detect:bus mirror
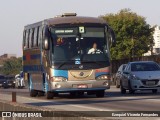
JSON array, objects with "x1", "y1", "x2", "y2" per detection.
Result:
[
  {"x1": 43, "y1": 39, "x2": 49, "y2": 50},
  {"x1": 110, "y1": 29, "x2": 116, "y2": 47}
]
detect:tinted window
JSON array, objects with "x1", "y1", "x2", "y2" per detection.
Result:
[
  {"x1": 34, "y1": 27, "x2": 38, "y2": 47},
  {"x1": 23, "y1": 30, "x2": 26, "y2": 47},
  {"x1": 27, "y1": 29, "x2": 30, "y2": 48},
  {"x1": 31, "y1": 28, "x2": 35, "y2": 47},
  {"x1": 131, "y1": 62, "x2": 160, "y2": 71},
  {"x1": 25, "y1": 30, "x2": 29, "y2": 49},
  {"x1": 29, "y1": 29, "x2": 33, "y2": 48},
  {"x1": 38, "y1": 26, "x2": 42, "y2": 47},
  {"x1": 51, "y1": 26, "x2": 108, "y2": 62}
]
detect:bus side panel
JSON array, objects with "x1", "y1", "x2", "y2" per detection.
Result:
[{"x1": 23, "y1": 49, "x2": 44, "y2": 91}]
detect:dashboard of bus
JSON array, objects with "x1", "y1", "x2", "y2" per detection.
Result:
[{"x1": 49, "y1": 26, "x2": 110, "y2": 70}]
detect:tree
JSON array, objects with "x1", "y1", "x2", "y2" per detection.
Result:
[
  {"x1": 2, "y1": 57, "x2": 22, "y2": 75},
  {"x1": 101, "y1": 8, "x2": 153, "y2": 60}
]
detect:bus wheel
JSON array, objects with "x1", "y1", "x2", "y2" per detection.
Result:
[
  {"x1": 70, "y1": 92, "x2": 76, "y2": 98},
  {"x1": 96, "y1": 90, "x2": 105, "y2": 98},
  {"x1": 38, "y1": 91, "x2": 45, "y2": 96},
  {"x1": 46, "y1": 91, "x2": 54, "y2": 99},
  {"x1": 77, "y1": 92, "x2": 84, "y2": 96},
  {"x1": 30, "y1": 89, "x2": 38, "y2": 97}
]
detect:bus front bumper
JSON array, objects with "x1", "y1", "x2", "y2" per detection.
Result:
[{"x1": 49, "y1": 80, "x2": 110, "y2": 93}]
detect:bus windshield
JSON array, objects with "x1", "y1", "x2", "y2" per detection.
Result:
[{"x1": 50, "y1": 26, "x2": 108, "y2": 63}]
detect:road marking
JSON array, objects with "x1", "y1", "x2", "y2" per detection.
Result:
[
  {"x1": 15, "y1": 95, "x2": 115, "y2": 111},
  {"x1": 68, "y1": 104, "x2": 114, "y2": 111},
  {"x1": 18, "y1": 95, "x2": 114, "y2": 111}
]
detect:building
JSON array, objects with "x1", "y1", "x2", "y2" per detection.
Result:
[
  {"x1": 153, "y1": 26, "x2": 160, "y2": 54},
  {"x1": 144, "y1": 26, "x2": 160, "y2": 56},
  {"x1": 0, "y1": 54, "x2": 17, "y2": 59}
]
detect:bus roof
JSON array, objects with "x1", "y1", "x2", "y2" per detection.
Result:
[
  {"x1": 47, "y1": 16, "x2": 107, "y2": 26},
  {"x1": 24, "y1": 16, "x2": 107, "y2": 29}
]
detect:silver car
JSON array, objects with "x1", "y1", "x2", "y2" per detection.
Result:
[{"x1": 120, "y1": 61, "x2": 160, "y2": 94}]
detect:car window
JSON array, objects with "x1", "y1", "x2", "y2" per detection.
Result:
[
  {"x1": 118, "y1": 65, "x2": 122, "y2": 71},
  {"x1": 124, "y1": 64, "x2": 130, "y2": 71},
  {"x1": 131, "y1": 62, "x2": 160, "y2": 71},
  {"x1": 122, "y1": 65, "x2": 126, "y2": 71}
]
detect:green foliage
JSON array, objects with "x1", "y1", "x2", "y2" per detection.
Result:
[
  {"x1": 2, "y1": 57, "x2": 22, "y2": 75},
  {"x1": 101, "y1": 9, "x2": 153, "y2": 60}
]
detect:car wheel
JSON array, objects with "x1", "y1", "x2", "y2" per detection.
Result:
[
  {"x1": 77, "y1": 92, "x2": 84, "y2": 96},
  {"x1": 129, "y1": 89, "x2": 135, "y2": 94},
  {"x1": 96, "y1": 90, "x2": 105, "y2": 98},
  {"x1": 116, "y1": 80, "x2": 120, "y2": 88},
  {"x1": 152, "y1": 89, "x2": 158, "y2": 94},
  {"x1": 30, "y1": 89, "x2": 38, "y2": 97},
  {"x1": 120, "y1": 82, "x2": 126, "y2": 94},
  {"x1": 46, "y1": 91, "x2": 54, "y2": 99},
  {"x1": 128, "y1": 81, "x2": 135, "y2": 94}
]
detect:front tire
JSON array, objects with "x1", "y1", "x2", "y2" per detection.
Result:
[
  {"x1": 120, "y1": 82, "x2": 126, "y2": 94},
  {"x1": 116, "y1": 80, "x2": 120, "y2": 88},
  {"x1": 152, "y1": 89, "x2": 158, "y2": 94},
  {"x1": 30, "y1": 89, "x2": 38, "y2": 97},
  {"x1": 128, "y1": 81, "x2": 135, "y2": 94},
  {"x1": 46, "y1": 91, "x2": 54, "y2": 99},
  {"x1": 96, "y1": 90, "x2": 105, "y2": 98},
  {"x1": 38, "y1": 91, "x2": 45, "y2": 96}
]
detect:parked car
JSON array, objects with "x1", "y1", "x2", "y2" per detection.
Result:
[
  {"x1": 15, "y1": 71, "x2": 25, "y2": 88},
  {"x1": 3, "y1": 75, "x2": 15, "y2": 88},
  {"x1": 115, "y1": 64, "x2": 126, "y2": 88},
  {"x1": 0, "y1": 75, "x2": 6, "y2": 88},
  {"x1": 120, "y1": 61, "x2": 160, "y2": 94}
]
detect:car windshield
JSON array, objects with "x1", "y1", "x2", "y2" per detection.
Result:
[
  {"x1": 0, "y1": 75, "x2": 5, "y2": 80},
  {"x1": 131, "y1": 62, "x2": 160, "y2": 71},
  {"x1": 50, "y1": 26, "x2": 108, "y2": 63}
]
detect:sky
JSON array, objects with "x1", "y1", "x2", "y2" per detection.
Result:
[{"x1": 0, "y1": 0, "x2": 160, "y2": 57}]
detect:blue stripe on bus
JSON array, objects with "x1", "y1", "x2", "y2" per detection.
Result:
[
  {"x1": 52, "y1": 70, "x2": 68, "y2": 78},
  {"x1": 31, "y1": 54, "x2": 41, "y2": 59},
  {"x1": 23, "y1": 54, "x2": 41, "y2": 61},
  {"x1": 23, "y1": 56, "x2": 26, "y2": 60},
  {"x1": 23, "y1": 65, "x2": 44, "y2": 72},
  {"x1": 95, "y1": 72, "x2": 110, "y2": 77}
]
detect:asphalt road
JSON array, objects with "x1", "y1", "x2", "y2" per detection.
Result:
[{"x1": 0, "y1": 86, "x2": 160, "y2": 112}]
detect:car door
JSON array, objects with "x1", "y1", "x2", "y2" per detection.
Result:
[
  {"x1": 122, "y1": 64, "x2": 130, "y2": 88},
  {"x1": 116, "y1": 65, "x2": 123, "y2": 81}
]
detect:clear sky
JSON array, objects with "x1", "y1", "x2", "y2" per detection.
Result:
[{"x1": 0, "y1": 0, "x2": 160, "y2": 57}]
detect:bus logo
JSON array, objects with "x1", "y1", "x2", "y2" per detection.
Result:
[{"x1": 79, "y1": 72, "x2": 84, "y2": 76}]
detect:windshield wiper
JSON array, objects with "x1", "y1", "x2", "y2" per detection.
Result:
[{"x1": 56, "y1": 60, "x2": 75, "y2": 69}]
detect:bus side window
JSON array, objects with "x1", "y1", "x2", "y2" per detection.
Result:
[
  {"x1": 38, "y1": 26, "x2": 42, "y2": 47},
  {"x1": 23, "y1": 30, "x2": 26, "y2": 49},
  {"x1": 24, "y1": 30, "x2": 28, "y2": 49},
  {"x1": 34, "y1": 27, "x2": 38, "y2": 47},
  {"x1": 29, "y1": 29, "x2": 33, "y2": 48},
  {"x1": 31, "y1": 28, "x2": 35, "y2": 48},
  {"x1": 26, "y1": 29, "x2": 30, "y2": 49}
]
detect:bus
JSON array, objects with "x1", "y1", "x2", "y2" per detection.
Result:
[{"x1": 23, "y1": 13, "x2": 116, "y2": 99}]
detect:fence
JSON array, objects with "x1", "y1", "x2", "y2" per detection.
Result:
[{"x1": 111, "y1": 55, "x2": 160, "y2": 74}]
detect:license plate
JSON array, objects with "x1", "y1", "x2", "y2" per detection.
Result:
[
  {"x1": 146, "y1": 81, "x2": 155, "y2": 85},
  {"x1": 0, "y1": 84, "x2": 2, "y2": 86},
  {"x1": 8, "y1": 84, "x2": 12, "y2": 86},
  {"x1": 77, "y1": 84, "x2": 87, "y2": 88}
]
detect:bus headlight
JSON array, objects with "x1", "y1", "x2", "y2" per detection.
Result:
[
  {"x1": 96, "y1": 75, "x2": 111, "y2": 80},
  {"x1": 50, "y1": 77, "x2": 67, "y2": 82}
]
